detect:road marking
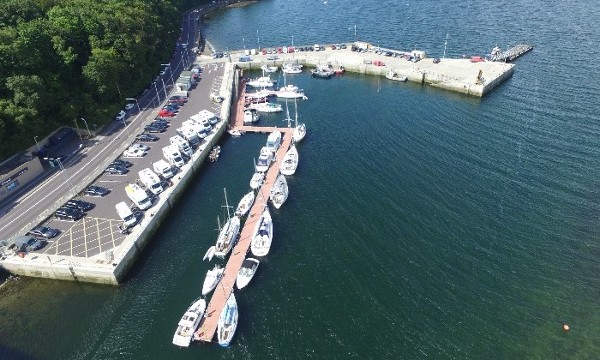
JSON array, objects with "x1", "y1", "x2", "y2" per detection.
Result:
[{"x1": 96, "y1": 218, "x2": 102, "y2": 254}]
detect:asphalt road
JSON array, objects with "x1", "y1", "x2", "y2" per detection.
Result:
[{"x1": 0, "y1": 4, "x2": 224, "y2": 246}]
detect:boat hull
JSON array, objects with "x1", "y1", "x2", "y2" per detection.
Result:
[{"x1": 217, "y1": 293, "x2": 238, "y2": 347}]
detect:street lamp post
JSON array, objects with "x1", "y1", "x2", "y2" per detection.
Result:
[
  {"x1": 33, "y1": 136, "x2": 40, "y2": 152},
  {"x1": 160, "y1": 77, "x2": 168, "y2": 98},
  {"x1": 73, "y1": 119, "x2": 83, "y2": 141},
  {"x1": 154, "y1": 82, "x2": 161, "y2": 105},
  {"x1": 80, "y1": 118, "x2": 91, "y2": 137}
]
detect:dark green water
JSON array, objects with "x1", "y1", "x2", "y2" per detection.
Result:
[{"x1": 3, "y1": 0, "x2": 600, "y2": 358}]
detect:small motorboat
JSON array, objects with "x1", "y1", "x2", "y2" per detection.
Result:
[
  {"x1": 228, "y1": 129, "x2": 243, "y2": 137},
  {"x1": 236, "y1": 258, "x2": 260, "y2": 289},
  {"x1": 261, "y1": 64, "x2": 278, "y2": 73},
  {"x1": 385, "y1": 70, "x2": 407, "y2": 82},
  {"x1": 203, "y1": 245, "x2": 216, "y2": 261},
  {"x1": 209, "y1": 146, "x2": 221, "y2": 162},
  {"x1": 172, "y1": 297, "x2": 207, "y2": 347}
]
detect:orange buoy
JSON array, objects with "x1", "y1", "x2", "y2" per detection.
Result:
[{"x1": 562, "y1": 323, "x2": 570, "y2": 332}]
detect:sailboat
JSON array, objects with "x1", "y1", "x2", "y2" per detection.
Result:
[
  {"x1": 292, "y1": 99, "x2": 306, "y2": 143},
  {"x1": 214, "y1": 188, "x2": 240, "y2": 259},
  {"x1": 202, "y1": 264, "x2": 224, "y2": 295},
  {"x1": 217, "y1": 292, "x2": 238, "y2": 347},
  {"x1": 270, "y1": 173, "x2": 289, "y2": 209},
  {"x1": 283, "y1": 99, "x2": 292, "y2": 128},
  {"x1": 250, "y1": 206, "x2": 273, "y2": 257},
  {"x1": 172, "y1": 297, "x2": 207, "y2": 347},
  {"x1": 279, "y1": 144, "x2": 299, "y2": 176},
  {"x1": 235, "y1": 190, "x2": 255, "y2": 217}
]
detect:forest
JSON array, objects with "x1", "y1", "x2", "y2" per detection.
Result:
[{"x1": 0, "y1": 0, "x2": 206, "y2": 159}]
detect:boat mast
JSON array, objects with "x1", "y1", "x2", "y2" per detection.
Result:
[
  {"x1": 294, "y1": 98, "x2": 299, "y2": 127},
  {"x1": 223, "y1": 188, "x2": 232, "y2": 220},
  {"x1": 284, "y1": 99, "x2": 292, "y2": 127}
]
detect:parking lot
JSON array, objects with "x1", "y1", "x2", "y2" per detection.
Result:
[{"x1": 28, "y1": 62, "x2": 227, "y2": 259}]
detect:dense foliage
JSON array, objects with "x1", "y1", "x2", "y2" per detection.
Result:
[{"x1": 0, "y1": 0, "x2": 205, "y2": 158}]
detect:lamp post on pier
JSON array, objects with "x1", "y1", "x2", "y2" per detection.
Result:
[{"x1": 33, "y1": 136, "x2": 40, "y2": 152}]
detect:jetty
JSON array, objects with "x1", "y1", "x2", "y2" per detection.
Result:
[
  {"x1": 490, "y1": 44, "x2": 533, "y2": 62},
  {"x1": 194, "y1": 75, "x2": 293, "y2": 343}
]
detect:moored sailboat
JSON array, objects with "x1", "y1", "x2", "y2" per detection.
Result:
[
  {"x1": 217, "y1": 292, "x2": 238, "y2": 347},
  {"x1": 280, "y1": 144, "x2": 299, "y2": 176},
  {"x1": 202, "y1": 264, "x2": 224, "y2": 295},
  {"x1": 235, "y1": 190, "x2": 255, "y2": 217},
  {"x1": 172, "y1": 297, "x2": 207, "y2": 347},
  {"x1": 269, "y1": 173, "x2": 289, "y2": 209},
  {"x1": 250, "y1": 206, "x2": 273, "y2": 257},
  {"x1": 214, "y1": 188, "x2": 240, "y2": 258},
  {"x1": 292, "y1": 99, "x2": 306, "y2": 143}
]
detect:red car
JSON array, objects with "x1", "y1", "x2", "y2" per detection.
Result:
[
  {"x1": 261, "y1": 48, "x2": 267, "y2": 55},
  {"x1": 158, "y1": 109, "x2": 175, "y2": 117}
]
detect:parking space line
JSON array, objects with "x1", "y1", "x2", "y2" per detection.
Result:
[
  {"x1": 82, "y1": 218, "x2": 88, "y2": 257},
  {"x1": 110, "y1": 221, "x2": 117, "y2": 248},
  {"x1": 70, "y1": 225, "x2": 74, "y2": 257},
  {"x1": 96, "y1": 218, "x2": 102, "y2": 254}
]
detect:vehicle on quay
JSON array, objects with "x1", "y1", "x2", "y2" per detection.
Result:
[
  {"x1": 14, "y1": 236, "x2": 46, "y2": 252},
  {"x1": 163, "y1": 145, "x2": 185, "y2": 168},
  {"x1": 176, "y1": 126, "x2": 201, "y2": 147},
  {"x1": 170, "y1": 135, "x2": 193, "y2": 157},
  {"x1": 202, "y1": 265, "x2": 224, "y2": 296},
  {"x1": 54, "y1": 207, "x2": 84, "y2": 221},
  {"x1": 104, "y1": 165, "x2": 129, "y2": 175},
  {"x1": 125, "y1": 183, "x2": 152, "y2": 210},
  {"x1": 115, "y1": 110, "x2": 126, "y2": 122},
  {"x1": 236, "y1": 258, "x2": 260, "y2": 290},
  {"x1": 112, "y1": 159, "x2": 133, "y2": 168},
  {"x1": 194, "y1": 109, "x2": 220, "y2": 125},
  {"x1": 28, "y1": 226, "x2": 59, "y2": 239},
  {"x1": 153, "y1": 160, "x2": 175, "y2": 179},
  {"x1": 84, "y1": 185, "x2": 110, "y2": 197},
  {"x1": 123, "y1": 148, "x2": 146, "y2": 158},
  {"x1": 169, "y1": 95, "x2": 187, "y2": 104},
  {"x1": 269, "y1": 173, "x2": 289, "y2": 209},
  {"x1": 144, "y1": 124, "x2": 167, "y2": 133},
  {"x1": 136, "y1": 134, "x2": 159, "y2": 142},
  {"x1": 217, "y1": 293, "x2": 238, "y2": 347},
  {"x1": 65, "y1": 199, "x2": 95, "y2": 212},
  {"x1": 124, "y1": 103, "x2": 135, "y2": 111},
  {"x1": 158, "y1": 109, "x2": 175, "y2": 117},
  {"x1": 181, "y1": 120, "x2": 208, "y2": 139},
  {"x1": 139, "y1": 168, "x2": 164, "y2": 195},
  {"x1": 172, "y1": 297, "x2": 207, "y2": 347},
  {"x1": 115, "y1": 202, "x2": 137, "y2": 228},
  {"x1": 129, "y1": 143, "x2": 150, "y2": 152},
  {"x1": 250, "y1": 206, "x2": 273, "y2": 257}
]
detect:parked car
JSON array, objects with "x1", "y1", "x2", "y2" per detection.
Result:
[
  {"x1": 123, "y1": 148, "x2": 146, "y2": 158},
  {"x1": 105, "y1": 165, "x2": 129, "y2": 175},
  {"x1": 164, "y1": 103, "x2": 179, "y2": 111},
  {"x1": 151, "y1": 121, "x2": 168, "y2": 130},
  {"x1": 28, "y1": 226, "x2": 60, "y2": 239},
  {"x1": 124, "y1": 103, "x2": 135, "y2": 111},
  {"x1": 55, "y1": 207, "x2": 84, "y2": 221},
  {"x1": 65, "y1": 199, "x2": 95, "y2": 212},
  {"x1": 168, "y1": 96, "x2": 187, "y2": 104},
  {"x1": 129, "y1": 144, "x2": 150, "y2": 152},
  {"x1": 115, "y1": 110, "x2": 126, "y2": 122},
  {"x1": 84, "y1": 185, "x2": 110, "y2": 197},
  {"x1": 14, "y1": 236, "x2": 45, "y2": 252},
  {"x1": 136, "y1": 134, "x2": 159, "y2": 142},
  {"x1": 111, "y1": 159, "x2": 133, "y2": 168},
  {"x1": 144, "y1": 125, "x2": 165, "y2": 133},
  {"x1": 158, "y1": 109, "x2": 175, "y2": 117}
]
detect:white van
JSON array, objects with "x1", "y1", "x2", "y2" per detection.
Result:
[
  {"x1": 162, "y1": 145, "x2": 185, "y2": 168},
  {"x1": 116, "y1": 202, "x2": 137, "y2": 228},
  {"x1": 138, "y1": 168, "x2": 163, "y2": 195},
  {"x1": 153, "y1": 160, "x2": 174, "y2": 179},
  {"x1": 176, "y1": 127, "x2": 200, "y2": 147},
  {"x1": 195, "y1": 109, "x2": 219, "y2": 125},
  {"x1": 314, "y1": 44, "x2": 320, "y2": 51},
  {"x1": 125, "y1": 183, "x2": 152, "y2": 210},
  {"x1": 182, "y1": 119, "x2": 208, "y2": 139},
  {"x1": 170, "y1": 135, "x2": 193, "y2": 157}
]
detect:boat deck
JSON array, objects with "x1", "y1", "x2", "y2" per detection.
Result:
[{"x1": 194, "y1": 73, "x2": 293, "y2": 343}]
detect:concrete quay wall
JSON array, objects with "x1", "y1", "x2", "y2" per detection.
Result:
[
  {"x1": 228, "y1": 48, "x2": 515, "y2": 97},
  {"x1": 0, "y1": 64, "x2": 236, "y2": 284}
]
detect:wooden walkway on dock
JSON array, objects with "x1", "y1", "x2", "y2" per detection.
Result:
[{"x1": 194, "y1": 73, "x2": 293, "y2": 343}]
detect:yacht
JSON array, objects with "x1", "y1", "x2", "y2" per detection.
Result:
[
  {"x1": 255, "y1": 146, "x2": 273, "y2": 172},
  {"x1": 214, "y1": 215, "x2": 240, "y2": 258},
  {"x1": 251, "y1": 207, "x2": 273, "y2": 257},
  {"x1": 265, "y1": 131, "x2": 282, "y2": 154},
  {"x1": 311, "y1": 64, "x2": 334, "y2": 78},
  {"x1": 236, "y1": 258, "x2": 260, "y2": 289},
  {"x1": 250, "y1": 171, "x2": 265, "y2": 189},
  {"x1": 292, "y1": 99, "x2": 306, "y2": 143},
  {"x1": 172, "y1": 297, "x2": 207, "y2": 347},
  {"x1": 202, "y1": 264, "x2": 224, "y2": 295},
  {"x1": 282, "y1": 63, "x2": 303, "y2": 74},
  {"x1": 270, "y1": 173, "x2": 289, "y2": 209},
  {"x1": 275, "y1": 84, "x2": 308, "y2": 100},
  {"x1": 217, "y1": 293, "x2": 238, "y2": 347},
  {"x1": 279, "y1": 144, "x2": 299, "y2": 176},
  {"x1": 235, "y1": 191, "x2": 255, "y2": 217},
  {"x1": 247, "y1": 76, "x2": 275, "y2": 88},
  {"x1": 243, "y1": 109, "x2": 260, "y2": 124},
  {"x1": 249, "y1": 102, "x2": 283, "y2": 113}
]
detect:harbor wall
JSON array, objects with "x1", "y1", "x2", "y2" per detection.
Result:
[
  {"x1": 233, "y1": 51, "x2": 514, "y2": 97},
  {"x1": 0, "y1": 64, "x2": 236, "y2": 285}
]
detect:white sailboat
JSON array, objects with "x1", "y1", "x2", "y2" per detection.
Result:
[
  {"x1": 269, "y1": 173, "x2": 289, "y2": 209},
  {"x1": 292, "y1": 99, "x2": 306, "y2": 143},
  {"x1": 279, "y1": 144, "x2": 299, "y2": 176},
  {"x1": 172, "y1": 297, "x2": 207, "y2": 347},
  {"x1": 202, "y1": 264, "x2": 224, "y2": 295},
  {"x1": 282, "y1": 63, "x2": 303, "y2": 74},
  {"x1": 251, "y1": 206, "x2": 273, "y2": 257},
  {"x1": 261, "y1": 64, "x2": 278, "y2": 73},
  {"x1": 275, "y1": 84, "x2": 308, "y2": 100},
  {"x1": 247, "y1": 76, "x2": 275, "y2": 88},
  {"x1": 249, "y1": 102, "x2": 283, "y2": 113},
  {"x1": 236, "y1": 258, "x2": 260, "y2": 289},
  {"x1": 214, "y1": 188, "x2": 240, "y2": 258},
  {"x1": 235, "y1": 190, "x2": 255, "y2": 217},
  {"x1": 250, "y1": 171, "x2": 265, "y2": 189},
  {"x1": 217, "y1": 292, "x2": 238, "y2": 347}
]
